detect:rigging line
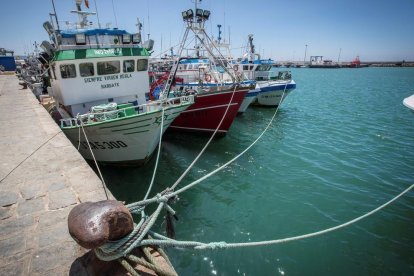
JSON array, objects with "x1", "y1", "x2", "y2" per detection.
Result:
[
  {"x1": 152, "y1": 42, "x2": 181, "y2": 58},
  {"x1": 79, "y1": 120, "x2": 109, "y2": 200},
  {"x1": 0, "y1": 131, "x2": 61, "y2": 183},
  {"x1": 143, "y1": 107, "x2": 165, "y2": 201},
  {"x1": 148, "y1": 183, "x2": 414, "y2": 250},
  {"x1": 166, "y1": 26, "x2": 244, "y2": 190},
  {"x1": 170, "y1": 84, "x2": 241, "y2": 191},
  {"x1": 170, "y1": 85, "x2": 288, "y2": 198},
  {"x1": 93, "y1": 0, "x2": 101, "y2": 28},
  {"x1": 127, "y1": 84, "x2": 289, "y2": 208},
  {"x1": 111, "y1": 0, "x2": 118, "y2": 28}
]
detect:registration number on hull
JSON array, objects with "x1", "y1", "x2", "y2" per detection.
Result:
[{"x1": 78, "y1": 140, "x2": 128, "y2": 150}]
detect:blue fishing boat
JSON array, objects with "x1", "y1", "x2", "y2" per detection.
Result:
[{"x1": 233, "y1": 34, "x2": 296, "y2": 109}]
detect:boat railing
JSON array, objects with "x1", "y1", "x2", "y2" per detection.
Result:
[{"x1": 60, "y1": 95, "x2": 194, "y2": 128}]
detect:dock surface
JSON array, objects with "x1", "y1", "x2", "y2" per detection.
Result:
[{"x1": 0, "y1": 75, "x2": 109, "y2": 275}]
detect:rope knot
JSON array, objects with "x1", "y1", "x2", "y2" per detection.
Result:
[{"x1": 156, "y1": 193, "x2": 168, "y2": 203}]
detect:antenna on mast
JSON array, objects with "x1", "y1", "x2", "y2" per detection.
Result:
[
  {"x1": 93, "y1": 0, "x2": 101, "y2": 28},
  {"x1": 217, "y1": 24, "x2": 222, "y2": 44},
  {"x1": 111, "y1": 0, "x2": 118, "y2": 28},
  {"x1": 71, "y1": 0, "x2": 96, "y2": 28},
  {"x1": 136, "y1": 18, "x2": 142, "y2": 43}
]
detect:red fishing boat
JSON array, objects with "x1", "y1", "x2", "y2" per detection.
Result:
[
  {"x1": 169, "y1": 86, "x2": 249, "y2": 134},
  {"x1": 350, "y1": 56, "x2": 361, "y2": 68},
  {"x1": 151, "y1": 6, "x2": 254, "y2": 135}
]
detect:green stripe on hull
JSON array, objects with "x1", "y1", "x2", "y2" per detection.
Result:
[
  {"x1": 111, "y1": 123, "x2": 153, "y2": 132},
  {"x1": 54, "y1": 48, "x2": 149, "y2": 61},
  {"x1": 123, "y1": 130, "x2": 150, "y2": 135},
  {"x1": 99, "y1": 117, "x2": 153, "y2": 129}
]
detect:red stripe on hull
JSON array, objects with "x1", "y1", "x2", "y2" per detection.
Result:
[{"x1": 170, "y1": 89, "x2": 248, "y2": 134}]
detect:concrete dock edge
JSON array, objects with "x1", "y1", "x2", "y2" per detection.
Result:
[{"x1": 0, "y1": 75, "x2": 111, "y2": 275}]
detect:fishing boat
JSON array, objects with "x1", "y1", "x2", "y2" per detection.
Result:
[
  {"x1": 345, "y1": 56, "x2": 368, "y2": 68},
  {"x1": 403, "y1": 94, "x2": 414, "y2": 111},
  {"x1": 308, "y1": 56, "x2": 340, "y2": 68},
  {"x1": 41, "y1": 0, "x2": 194, "y2": 164},
  {"x1": 0, "y1": 48, "x2": 16, "y2": 72},
  {"x1": 234, "y1": 34, "x2": 296, "y2": 109},
  {"x1": 151, "y1": 6, "x2": 254, "y2": 135}
]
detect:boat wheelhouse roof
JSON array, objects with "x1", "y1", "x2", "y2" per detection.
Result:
[
  {"x1": 59, "y1": 28, "x2": 130, "y2": 38},
  {"x1": 179, "y1": 58, "x2": 209, "y2": 64}
]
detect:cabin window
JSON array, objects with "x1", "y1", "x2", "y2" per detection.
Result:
[
  {"x1": 243, "y1": 65, "x2": 249, "y2": 71},
  {"x1": 60, "y1": 64, "x2": 76, "y2": 79},
  {"x1": 97, "y1": 61, "x2": 120, "y2": 75},
  {"x1": 137, "y1": 59, "x2": 148, "y2": 71},
  {"x1": 250, "y1": 66, "x2": 254, "y2": 70},
  {"x1": 79, "y1": 63, "x2": 94, "y2": 77},
  {"x1": 123, "y1": 60, "x2": 135, "y2": 72}
]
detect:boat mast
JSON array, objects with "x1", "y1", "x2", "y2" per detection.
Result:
[
  {"x1": 50, "y1": 0, "x2": 60, "y2": 30},
  {"x1": 337, "y1": 48, "x2": 342, "y2": 64},
  {"x1": 71, "y1": 0, "x2": 96, "y2": 29},
  {"x1": 303, "y1": 44, "x2": 308, "y2": 65},
  {"x1": 159, "y1": 1, "x2": 237, "y2": 100}
]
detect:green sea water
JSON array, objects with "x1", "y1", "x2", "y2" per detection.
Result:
[{"x1": 103, "y1": 67, "x2": 414, "y2": 275}]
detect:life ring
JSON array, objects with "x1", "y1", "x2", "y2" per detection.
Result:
[
  {"x1": 205, "y1": 74, "x2": 212, "y2": 82},
  {"x1": 233, "y1": 65, "x2": 239, "y2": 72}
]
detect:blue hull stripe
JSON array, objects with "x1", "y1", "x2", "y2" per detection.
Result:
[{"x1": 259, "y1": 83, "x2": 296, "y2": 93}]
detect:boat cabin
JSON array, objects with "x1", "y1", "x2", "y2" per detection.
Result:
[{"x1": 45, "y1": 28, "x2": 151, "y2": 115}]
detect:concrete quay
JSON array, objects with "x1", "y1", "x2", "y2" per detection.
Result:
[{"x1": 0, "y1": 74, "x2": 110, "y2": 275}]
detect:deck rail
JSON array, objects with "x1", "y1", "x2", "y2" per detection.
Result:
[{"x1": 60, "y1": 95, "x2": 194, "y2": 128}]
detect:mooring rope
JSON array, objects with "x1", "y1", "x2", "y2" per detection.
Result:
[
  {"x1": 170, "y1": 83, "x2": 241, "y2": 191},
  {"x1": 143, "y1": 107, "x2": 165, "y2": 201},
  {"x1": 96, "y1": 84, "x2": 289, "y2": 261},
  {"x1": 0, "y1": 130, "x2": 61, "y2": 183},
  {"x1": 139, "y1": 183, "x2": 414, "y2": 250},
  {"x1": 94, "y1": 79, "x2": 413, "y2": 276},
  {"x1": 79, "y1": 119, "x2": 109, "y2": 200}
]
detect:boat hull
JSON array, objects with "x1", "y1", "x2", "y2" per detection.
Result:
[
  {"x1": 62, "y1": 103, "x2": 191, "y2": 164},
  {"x1": 238, "y1": 89, "x2": 259, "y2": 113},
  {"x1": 403, "y1": 94, "x2": 414, "y2": 112},
  {"x1": 253, "y1": 81, "x2": 296, "y2": 107},
  {"x1": 170, "y1": 89, "x2": 248, "y2": 134}
]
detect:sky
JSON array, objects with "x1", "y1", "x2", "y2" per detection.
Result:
[{"x1": 1, "y1": 0, "x2": 413, "y2": 62}]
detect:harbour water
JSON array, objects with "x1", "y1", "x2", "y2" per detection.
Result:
[{"x1": 102, "y1": 67, "x2": 414, "y2": 275}]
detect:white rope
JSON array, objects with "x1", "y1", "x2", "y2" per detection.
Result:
[
  {"x1": 77, "y1": 115, "x2": 81, "y2": 150},
  {"x1": 170, "y1": 83, "x2": 240, "y2": 190},
  {"x1": 126, "y1": 84, "x2": 289, "y2": 208},
  {"x1": 143, "y1": 107, "x2": 165, "y2": 200},
  {"x1": 79, "y1": 120, "x2": 109, "y2": 200},
  {"x1": 139, "y1": 183, "x2": 414, "y2": 250},
  {"x1": 0, "y1": 131, "x2": 61, "y2": 183},
  {"x1": 170, "y1": 84, "x2": 288, "y2": 197}
]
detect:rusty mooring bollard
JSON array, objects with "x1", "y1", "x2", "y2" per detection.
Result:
[{"x1": 68, "y1": 200, "x2": 134, "y2": 249}]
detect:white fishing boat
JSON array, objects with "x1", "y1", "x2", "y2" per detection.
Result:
[
  {"x1": 403, "y1": 94, "x2": 414, "y2": 111},
  {"x1": 41, "y1": 0, "x2": 193, "y2": 164},
  {"x1": 234, "y1": 34, "x2": 296, "y2": 109}
]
